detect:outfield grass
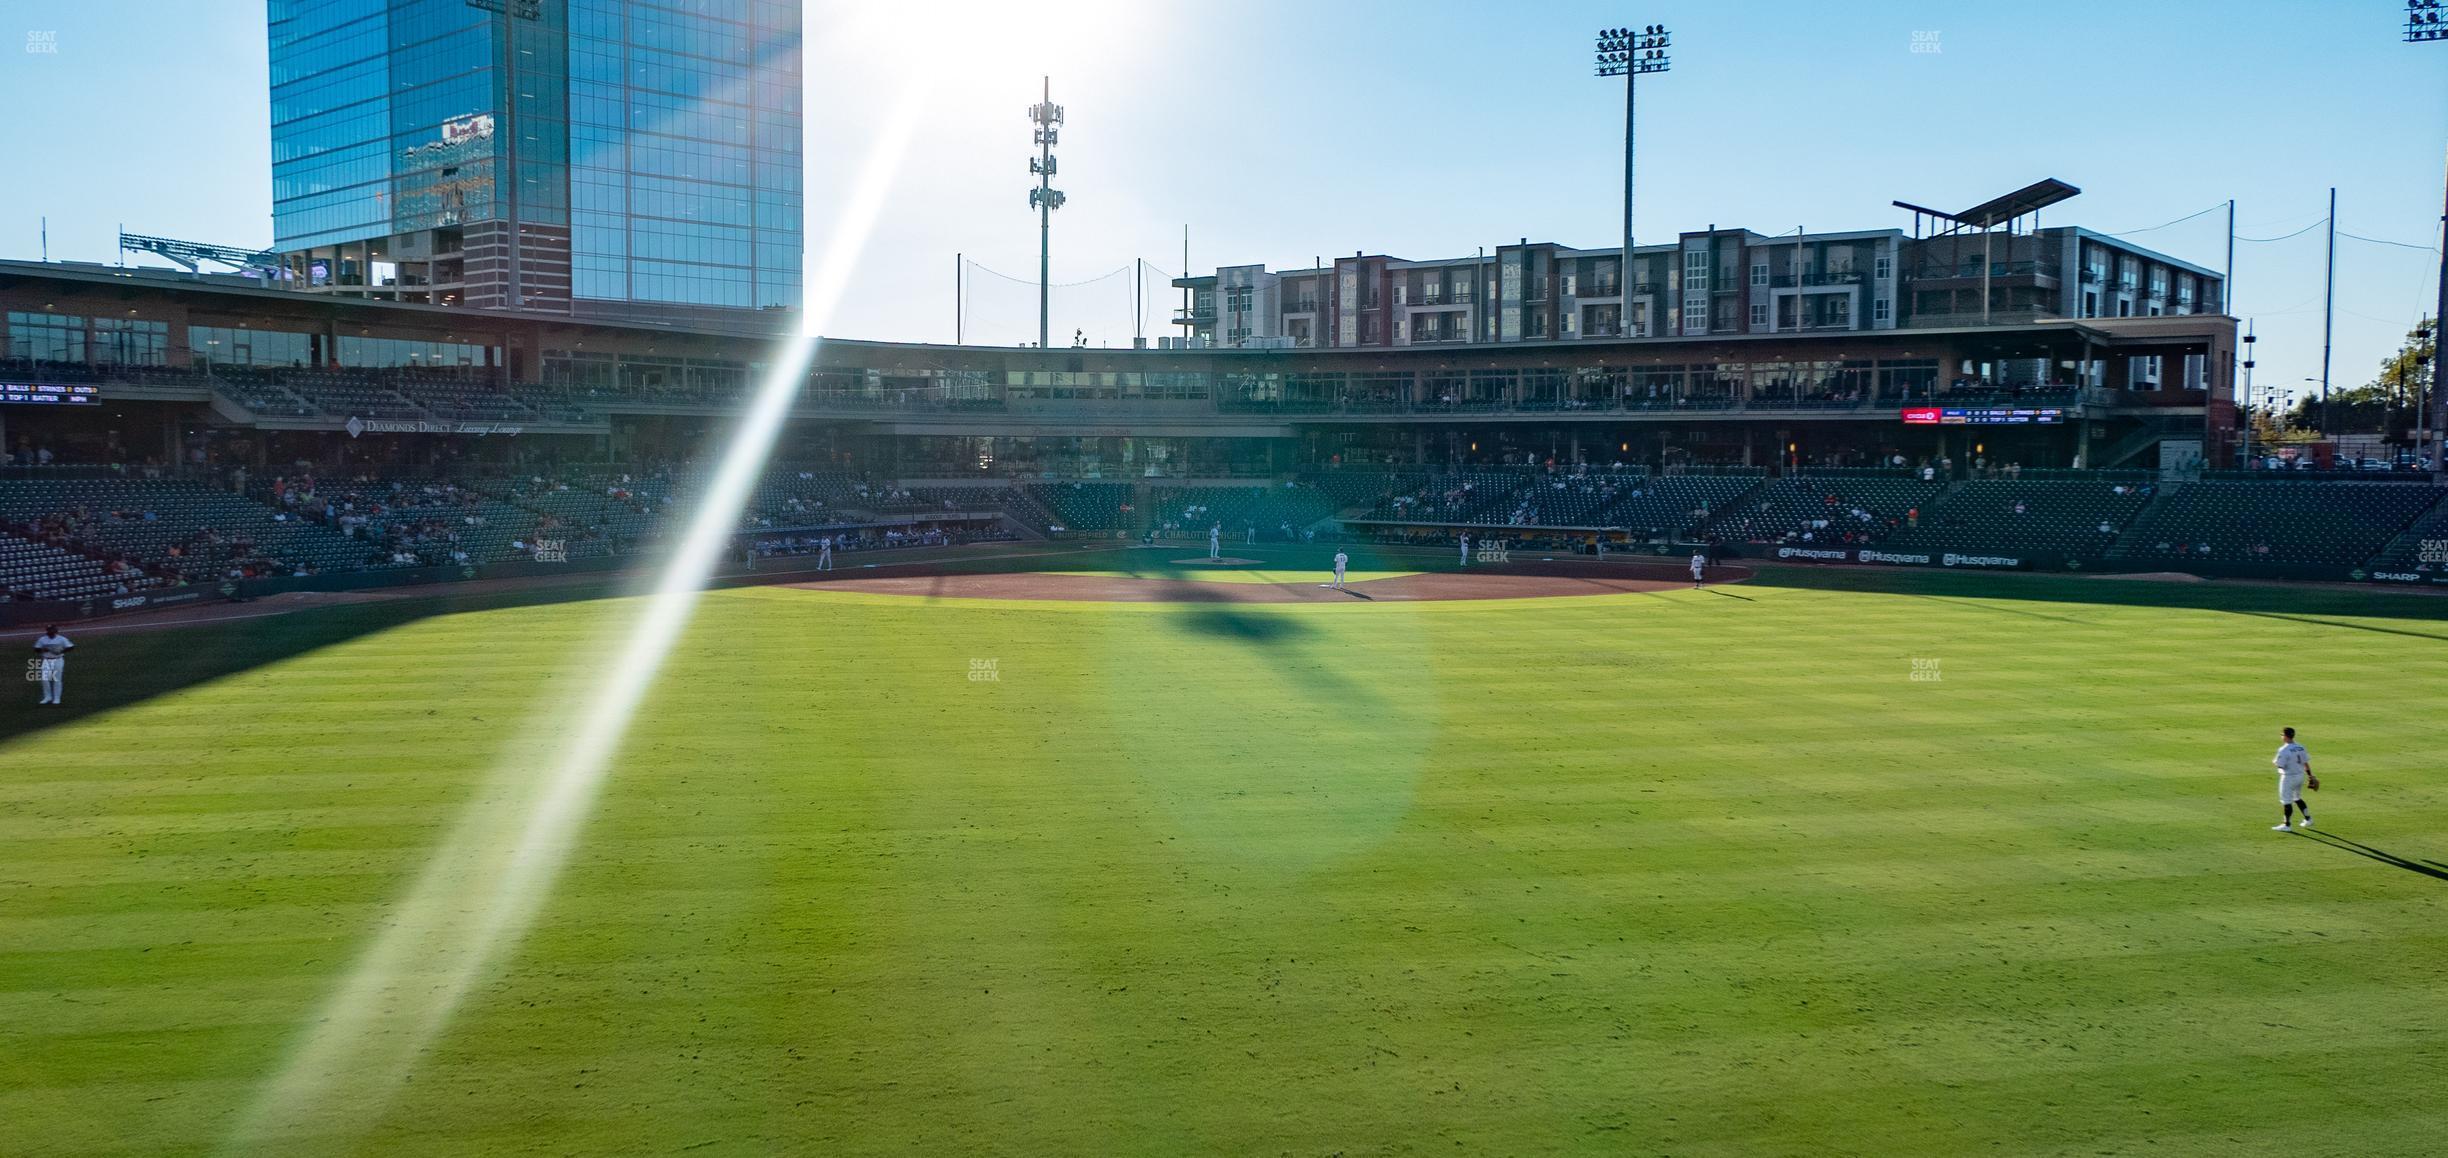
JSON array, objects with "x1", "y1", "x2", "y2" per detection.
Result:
[{"x1": 2, "y1": 574, "x2": 2444, "y2": 1155}]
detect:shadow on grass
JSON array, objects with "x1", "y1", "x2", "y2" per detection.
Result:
[
  {"x1": 1746, "y1": 563, "x2": 2448, "y2": 624},
  {"x1": 11, "y1": 540, "x2": 2440, "y2": 746},
  {"x1": 2233, "y1": 611, "x2": 2448, "y2": 642},
  {"x1": 2297, "y1": 830, "x2": 2448, "y2": 883},
  {"x1": 0, "y1": 578, "x2": 647, "y2": 745}
]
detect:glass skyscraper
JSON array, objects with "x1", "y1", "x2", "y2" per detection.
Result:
[{"x1": 270, "y1": 0, "x2": 802, "y2": 320}]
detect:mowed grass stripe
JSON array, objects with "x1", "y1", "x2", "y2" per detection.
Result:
[{"x1": 0, "y1": 581, "x2": 2442, "y2": 1155}]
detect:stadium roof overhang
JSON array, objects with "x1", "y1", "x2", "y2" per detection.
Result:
[{"x1": 1894, "y1": 178, "x2": 2081, "y2": 234}]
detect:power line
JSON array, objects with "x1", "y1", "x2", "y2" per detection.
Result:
[
  {"x1": 2101, "y1": 203, "x2": 2226, "y2": 237},
  {"x1": 2337, "y1": 229, "x2": 2442, "y2": 255},
  {"x1": 2236, "y1": 218, "x2": 2328, "y2": 244}
]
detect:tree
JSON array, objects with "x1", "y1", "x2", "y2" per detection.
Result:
[{"x1": 2288, "y1": 319, "x2": 2435, "y2": 441}]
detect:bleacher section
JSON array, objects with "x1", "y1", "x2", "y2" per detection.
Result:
[
  {"x1": 0, "y1": 529, "x2": 155, "y2": 601},
  {"x1": 1889, "y1": 479, "x2": 2154, "y2": 562},
  {"x1": 490, "y1": 472, "x2": 676, "y2": 553},
  {"x1": 1591, "y1": 475, "x2": 1760, "y2": 536},
  {"x1": 1298, "y1": 470, "x2": 1427, "y2": 513},
  {"x1": 1148, "y1": 483, "x2": 1341, "y2": 538},
  {"x1": 1354, "y1": 469, "x2": 1758, "y2": 535},
  {"x1": 897, "y1": 483, "x2": 1023, "y2": 513},
  {"x1": 2364, "y1": 493, "x2": 2448, "y2": 575},
  {"x1": 5, "y1": 464, "x2": 2444, "y2": 615},
  {"x1": 1491, "y1": 474, "x2": 1635, "y2": 527},
  {"x1": 0, "y1": 477, "x2": 374, "y2": 581},
  {"x1": 1711, "y1": 473, "x2": 1947, "y2": 545},
  {"x1": 2116, "y1": 481, "x2": 2442, "y2": 568},
  {"x1": 1026, "y1": 482, "x2": 1134, "y2": 533},
  {"x1": 1362, "y1": 472, "x2": 1531, "y2": 523},
  {"x1": 261, "y1": 476, "x2": 548, "y2": 565}
]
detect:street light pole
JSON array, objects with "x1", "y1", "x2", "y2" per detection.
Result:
[{"x1": 1596, "y1": 25, "x2": 1671, "y2": 328}]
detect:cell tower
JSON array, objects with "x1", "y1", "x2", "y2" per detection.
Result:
[{"x1": 1027, "y1": 77, "x2": 1066, "y2": 349}]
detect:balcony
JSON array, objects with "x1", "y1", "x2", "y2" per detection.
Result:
[{"x1": 1172, "y1": 307, "x2": 1215, "y2": 324}]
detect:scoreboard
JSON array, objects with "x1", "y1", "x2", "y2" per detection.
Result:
[
  {"x1": 1900, "y1": 406, "x2": 2064, "y2": 426},
  {"x1": 0, "y1": 382, "x2": 101, "y2": 406}
]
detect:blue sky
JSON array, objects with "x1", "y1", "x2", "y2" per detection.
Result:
[{"x1": 0, "y1": 0, "x2": 2441, "y2": 405}]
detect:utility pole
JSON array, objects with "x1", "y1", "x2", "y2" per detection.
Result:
[
  {"x1": 1595, "y1": 25, "x2": 1671, "y2": 304},
  {"x1": 1027, "y1": 78, "x2": 1066, "y2": 349},
  {"x1": 955, "y1": 252, "x2": 964, "y2": 345}
]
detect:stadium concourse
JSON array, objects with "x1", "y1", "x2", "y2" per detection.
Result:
[{"x1": 4, "y1": 457, "x2": 2447, "y2": 623}]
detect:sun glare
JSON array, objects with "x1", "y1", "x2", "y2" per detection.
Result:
[{"x1": 228, "y1": 81, "x2": 931, "y2": 1154}]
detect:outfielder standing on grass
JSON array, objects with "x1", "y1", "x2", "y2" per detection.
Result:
[
  {"x1": 31, "y1": 625, "x2": 73, "y2": 706},
  {"x1": 2273, "y1": 726, "x2": 2317, "y2": 831}
]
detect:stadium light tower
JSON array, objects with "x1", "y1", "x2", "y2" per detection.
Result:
[
  {"x1": 1027, "y1": 77, "x2": 1067, "y2": 350},
  {"x1": 2408, "y1": 0, "x2": 2447, "y2": 476},
  {"x1": 1595, "y1": 25, "x2": 1671, "y2": 298}
]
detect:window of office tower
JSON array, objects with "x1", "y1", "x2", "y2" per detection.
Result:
[
  {"x1": 269, "y1": 0, "x2": 501, "y2": 250},
  {"x1": 568, "y1": 0, "x2": 804, "y2": 310}
]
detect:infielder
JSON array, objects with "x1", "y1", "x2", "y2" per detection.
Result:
[
  {"x1": 1458, "y1": 532, "x2": 1471, "y2": 567},
  {"x1": 2272, "y1": 726, "x2": 2316, "y2": 831},
  {"x1": 1209, "y1": 523, "x2": 1222, "y2": 561},
  {"x1": 31, "y1": 625, "x2": 73, "y2": 706},
  {"x1": 816, "y1": 535, "x2": 833, "y2": 571},
  {"x1": 1690, "y1": 550, "x2": 1707, "y2": 586},
  {"x1": 1330, "y1": 550, "x2": 1349, "y2": 589}
]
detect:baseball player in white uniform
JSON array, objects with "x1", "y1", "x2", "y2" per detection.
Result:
[
  {"x1": 816, "y1": 535, "x2": 834, "y2": 571},
  {"x1": 2272, "y1": 726, "x2": 2316, "y2": 831},
  {"x1": 1330, "y1": 550, "x2": 1349, "y2": 589},
  {"x1": 31, "y1": 625, "x2": 73, "y2": 706},
  {"x1": 1690, "y1": 551, "x2": 1707, "y2": 586},
  {"x1": 1208, "y1": 523, "x2": 1222, "y2": 561},
  {"x1": 1458, "y1": 533, "x2": 1471, "y2": 567}
]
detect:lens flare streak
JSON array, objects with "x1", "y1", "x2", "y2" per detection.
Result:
[{"x1": 230, "y1": 85, "x2": 927, "y2": 1150}]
